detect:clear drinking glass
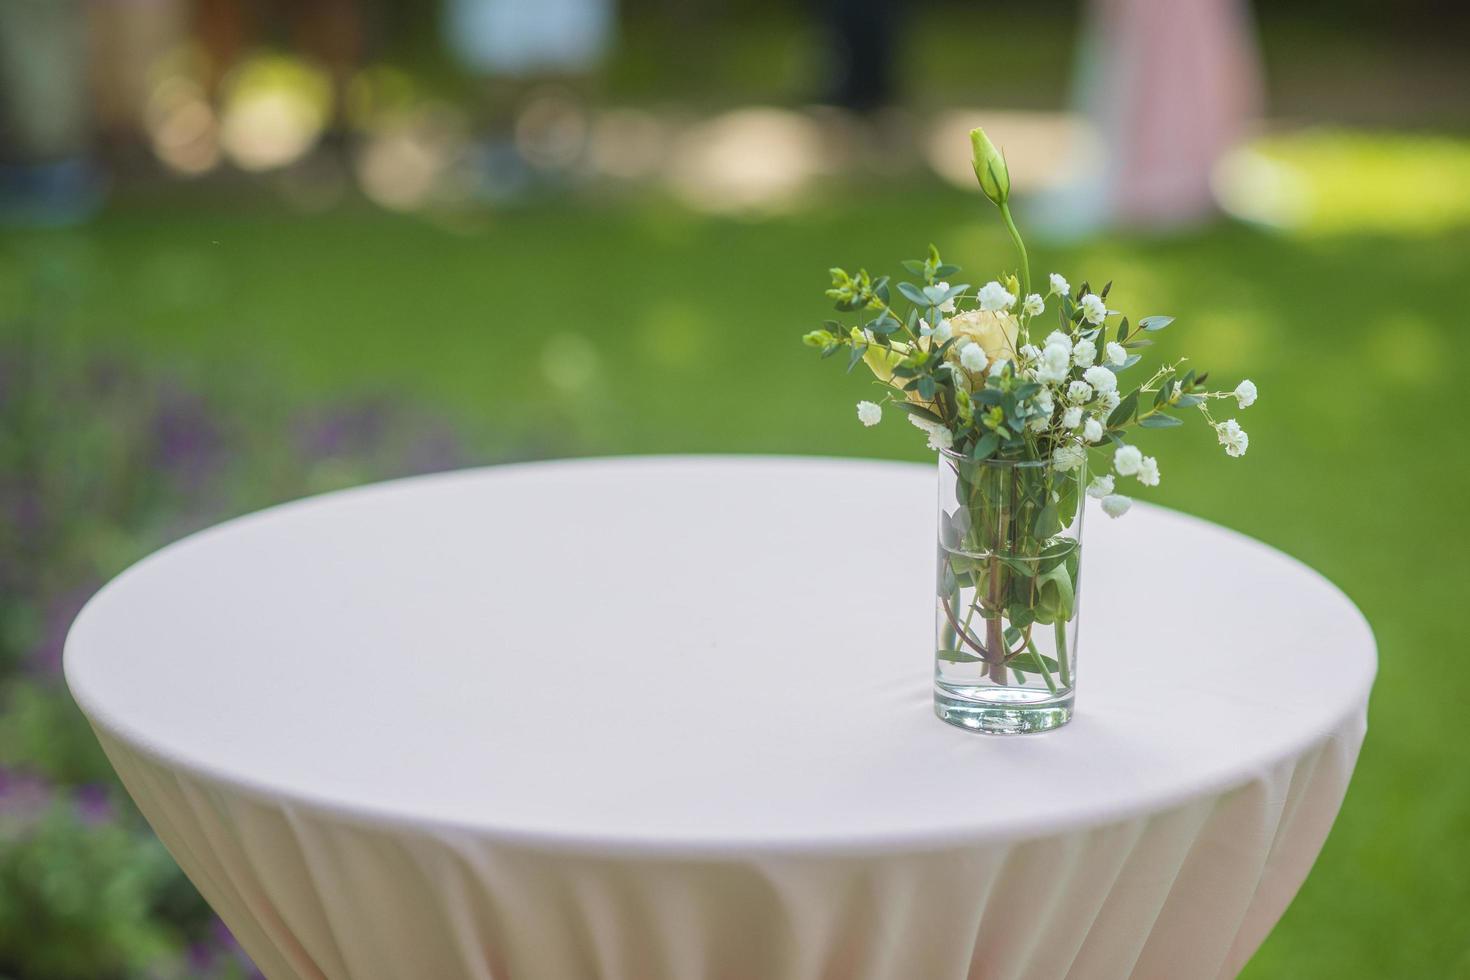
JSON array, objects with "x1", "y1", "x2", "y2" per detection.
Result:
[{"x1": 934, "y1": 450, "x2": 1084, "y2": 734}]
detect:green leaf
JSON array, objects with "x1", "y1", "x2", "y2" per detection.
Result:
[
  {"x1": 1107, "y1": 390, "x2": 1139, "y2": 427},
  {"x1": 846, "y1": 345, "x2": 866, "y2": 373},
  {"x1": 926, "y1": 283, "x2": 967, "y2": 306},
  {"x1": 901, "y1": 259, "x2": 926, "y2": 276},
  {"x1": 1139, "y1": 413, "x2": 1183, "y2": 428},
  {"x1": 1007, "y1": 651, "x2": 1061, "y2": 674},
  {"x1": 1034, "y1": 503, "x2": 1061, "y2": 538},
  {"x1": 1117, "y1": 317, "x2": 1130, "y2": 342},
  {"x1": 868, "y1": 318, "x2": 900, "y2": 336},
  {"x1": 1140, "y1": 315, "x2": 1174, "y2": 332},
  {"x1": 917, "y1": 376, "x2": 937, "y2": 400},
  {"x1": 971, "y1": 432, "x2": 999, "y2": 460},
  {"x1": 936, "y1": 648, "x2": 985, "y2": 664},
  {"x1": 896, "y1": 282, "x2": 928, "y2": 306},
  {"x1": 893, "y1": 402, "x2": 943, "y2": 424},
  {"x1": 935, "y1": 263, "x2": 961, "y2": 277}
]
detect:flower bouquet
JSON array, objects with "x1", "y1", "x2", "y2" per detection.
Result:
[{"x1": 803, "y1": 129, "x2": 1257, "y2": 734}]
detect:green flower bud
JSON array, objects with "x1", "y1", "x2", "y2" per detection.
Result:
[
  {"x1": 955, "y1": 386, "x2": 974, "y2": 424},
  {"x1": 803, "y1": 329, "x2": 836, "y2": 349},
  {"x1": 981, "y1": 405, "x2": 1005, "y2": 430},
  {"x1": 970, "y1": 127, "x2": 1010, "y2": 206}
]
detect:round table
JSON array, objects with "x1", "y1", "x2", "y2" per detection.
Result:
[{"x1": 65, "y1": 457, "x2": 1374, "y2": 980}]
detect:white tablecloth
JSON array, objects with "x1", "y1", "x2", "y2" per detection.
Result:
[{"x1": 65, "y1": 458, "x2": 1374, "y2": 980}]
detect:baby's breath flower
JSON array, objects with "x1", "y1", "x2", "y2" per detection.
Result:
[
  {"x1": 1067, "y1": 380, "x2": 1093, "y2": 403},
  {"x1": 1234, "y1": 379, "x2": 1258, "y2": 408},
  {"x1": 918, "y1": 319, "x2": 933, "y2": 337},
  {"x1": 1045, "y1": 330, "x2": 1071, "y2": 348},
  {"x1": 1053, "y1": 443, "x2": 1087, "y2": 471},
  {"x1": 977, "y1": 281, "x2": 1016, "y2": 312},
  {"x1": 1048, "y1": 273, "x2": 1069, "y2": 296},
  {"x1": 1083, "y1": 417, "x2": 1104, "y2": 443},
  {"x1": 1100, "y1": 390, "x2": 1122, "y2": 412},
  {"x1": 1082, "y1": 365, "x2": 1118, "y2": 394},
  {"x1": 933, "y1": 318, "x2": 953, "y2": 343},
  {"x1": 1101, "y1": 494, "x2": 1132, "y2": 518},
  {"x1": 1019, "y1": 343, "x2": 1041, "y2": 363},
  {"x1": 1087, "y1": 473, "x2": 1115, "y2": 498},
  {"x1": 1113, "y1": 444, "x2": 1143, "y2": 476},
  {"x1": 1137, "y1": 455, "x2": 1160, "y2": 486},
  {"x1": 936, "y1": 282, "x2": 956, "y2": 313},
  {"x1": 1062, "y1": 406, "x2": 1083, "y2": 429},
  {"x1": 1033, "y1": 386, "x2": 1055, "y2": 415},
  {"x1": 1027, "y1": 414, "x2": 1050, "y2": 432},
  {"x1": 959, "y1": 343, "x2": 988, "y2": 372},
  {"x1": 1072, "y1": 338, "x2": 1097, "y2": 367},
  {"x1": 907, "y1": 414, "x2": 955, "y2": 451},
  {"x1": 989, "y1": 358, "x2": 1011, "y2": 377},
  {"x1": 1216, "y1": 419, "x2": 1249, "y2": 457},
  {"x1": 1037, "y1": 342, "x2": 1071, "y2": 384},
  {"x1": 1080, "y1": 293, "x2": 1108, "y2": 325},
  {"x1": 1022, "y1": 293, "x2": 1045, "y2": 317},
  {"x1": 1105, "y1": 342, "x2": 1127, "y2": 366},
  {"x1": 856, "y1": 401, "x2": 882, "y2": 427}
]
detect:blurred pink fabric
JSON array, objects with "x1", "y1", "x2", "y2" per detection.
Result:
[{"x1": 1078, "y1": 0, "x2": 1264, "y2": 228}]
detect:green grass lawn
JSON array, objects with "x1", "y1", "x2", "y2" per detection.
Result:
[{"x1": 4, "y1": 129, "x2": 1470, "y2": 977}]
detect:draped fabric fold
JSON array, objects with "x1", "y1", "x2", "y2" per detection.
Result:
[{"x1": 95, "y1": 708, "x2": 1365, "y2": 980}]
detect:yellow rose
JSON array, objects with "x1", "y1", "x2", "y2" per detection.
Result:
[
  {"x1": 852, "y1": 328, "x2": 935, "y2": 409},
  {"x1": 946, "y1": 309, "x2": 1020, "y2": 372},
  {"x1": 855, "y1": 327, "x2": 908, "y2": 384}
]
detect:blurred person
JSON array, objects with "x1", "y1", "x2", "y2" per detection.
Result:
[
  {"x1": 0, "y1": 0, "x2": 101, "y2": 225},
  {"x1": 822, "y1": 0, "x2": 899, "y2": 113},
  {"x1": 89, "y1": 0, "x2": 190, "y2": 156},
  {"x1": 1036, "y1": 0, "x2": 1263, "y2": 235},
  {"x1": 442, "y1": 0, "x2": 615, "y2": 198}
]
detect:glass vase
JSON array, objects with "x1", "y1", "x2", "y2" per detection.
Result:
[{"x1": 933, "y1": 450, "x2": 1084, "y2": 734}]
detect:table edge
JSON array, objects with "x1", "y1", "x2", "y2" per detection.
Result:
[{"x1": 64, "y1": 454, "x2": 1379, "y2": 858}]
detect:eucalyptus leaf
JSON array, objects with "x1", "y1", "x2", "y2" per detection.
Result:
[
  {"x1": 897, "y1": 282, "x2": 927, "y2": 306},
  {"x1": 1140, "y1": 315, "x2": 1174, "y2": 331},
  {"x1": 892, "y1": 402, "x2": 943, "y2": 424},
  {"x1": 1139, "y1": 413, "x2": 1183, "y2": 428},
  {"x1": 1107, "y1": 391, "x2": 1139, "y2": 427}
]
